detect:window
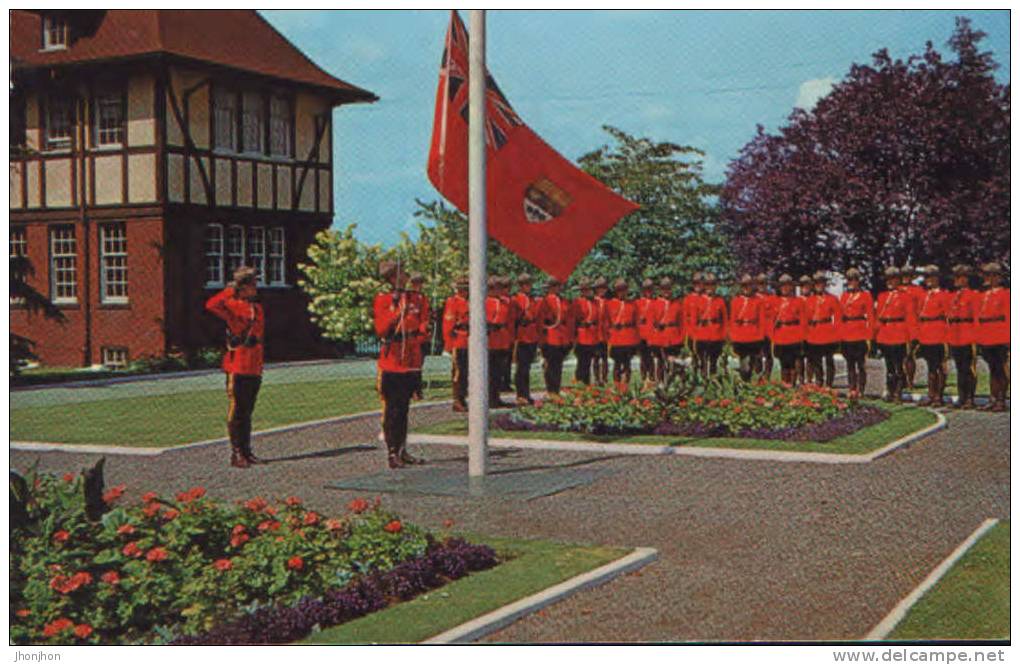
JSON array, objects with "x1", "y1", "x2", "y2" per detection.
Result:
[
  {"x1": 213, "y1": 88, "x2": 238, "y2": 151},
  {"x1": 10, "y1": 227, "x2": 27, "y2": 305},
  {"x1": 268, "y1": 227, "x2": 286, "y2": 285},
  {"x1": 225, "y1": 226, "x2": 245, "y2": 279},
  {"x1": 46, "y1": 96, "x2": 74, "y2": 150},
  {"x1": 100, "y1": 223, "x2": 128, "y2": 303},
  {"x1": 102, "y1": 347, "x2": 129, "y2": 369},
  {"x1": 248, "y1": 227, "x2": 266, "y2": 286},
  {"x1": 49, "y1": 226, "x2": 77, "y2": 304},
  {"x1": 241, "y1": 91, "x2": 265, "y2": 154},
  {"x1": 204, "y1": 224, "x2": 224, "y2": 287},
  {"x1": 42, "y1": 15, "x2": 68, "y2": 50},
  {"x1": 269, "y1": 96, "x2": 292, "y2": 157},
  {"x1": 94, "y1": 92, "x2": 125, "y2": 146}
]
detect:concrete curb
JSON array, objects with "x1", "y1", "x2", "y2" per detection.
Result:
[
  {"x1": 422, "y1": 546, "x2": 659, "y2": 644},
  {"x1": 865, "y1": 518, "x2": 1000, "y2": 640},
  {"x1": 408, "y1": 408, "x2": 946, "y2": 465},
  {"x1": 902, "y1": 393, "x2": 1008, "y2": 407}
]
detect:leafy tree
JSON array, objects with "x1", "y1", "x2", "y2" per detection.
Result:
[{"x1": 720, "y1": 18, "x2": 1009, "y2": 289}]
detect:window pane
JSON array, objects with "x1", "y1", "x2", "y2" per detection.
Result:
[
  {"x1": 47, "y1": 97, "x2": 73, "y2": 149},
  {"x1": 242, "y1": 92, "x2": 265, "y2": 154},
  {"x1": 214, "y1": 90, "x2": 237, "y2": 151},
  {"x1": 268, "y1": 227, "x2": 285, "y2": 285},
  {"x1": 226, "y1": 226, "x2": 245, "y2": 278},
  {"x1": 269, "y1": 96, "x2": 292, "y2": 157},
  {"x1": 100, "y1": 223, "x2": 128, "y2": 302},
  {"x1": 50, "y1": 226, "x2": 77, "y2": 302},
  {"x1": 95, "y1": 94, "x2": 124, "y2": 146},
  {"x1": 205, "y1": 224, "x2": 224, "y2": 286},
  {"x1": 248, "y1": 227, "x2": 266, "y2": 285}
]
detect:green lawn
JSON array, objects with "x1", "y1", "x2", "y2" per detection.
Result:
[
  {"x1": 414, "y1": 402, "x2": 939, "y2": 456},
  {"x1": 889, "y1": 522, "x2": 1009, "y2": 641},
  {"x1": 301, "y1": 536, "x2": 630, "y2": 644}
]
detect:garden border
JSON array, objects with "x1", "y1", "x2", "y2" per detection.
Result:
[
  {"x1": 422, "y1": 546, "x2": 659, "y2": 644},
  {"x1": 864, "y1": 518, "x2": 1000, "y2": 640},
  {"x1": 406, "y1": 408, "x2": 947, "y2": 465}
]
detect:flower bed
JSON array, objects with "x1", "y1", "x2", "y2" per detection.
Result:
[
  {"x1": 10, "y1": 467, "x2": 496, "y2": 645},
  {"x1": 499, "y1": 375, "x2": 887, "y2": 443}
]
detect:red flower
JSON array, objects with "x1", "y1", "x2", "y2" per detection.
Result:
[
  {"x1": 348, "y1": 498, "x2": 369, "y2": 514},
  {"x1": 244, "y1": 496, "x2": 268, "y2": 512},
  {"x1": 52, "y1": 530, "x2": 70, "y2": 543},
  {"x1": 43, "y1": 617, "x2": 74, "y2": 637},
  {"x1": 286, "y1": 556, "x2": 304, "y2": 571},
  {"x1": 103, "y1": 484, "x2": 127, "y2": 505},
  {"x1": 383, "y1": 520, "x2": 403, "y2": 534},
  {"x1": 74, "y1": 624, "x2": 93, "y2": 639},
  {"x1": 143, "y1": 503, "x2": 161, "y2": 518},
  {"x1": 265, "y1": 506, "x2": 278, "y2": 516},
  {"x1": 101, "y1": 570, "x2": 120, "y2": 585},
  {"x1": 303, "y1": 511, "x2": 320, "y2": 526},
  {"x1": 443, "y1": 519, "x2": 455, "y2": 529},
  {"x1": 213, "y1": 558, "x2": 233, "y2": 571},
  {"x1": 754, "y1": 397, "x2": 766, "y2": 406},
  {"x1": 257, "y1": 520, "x2": 281, "y2": 532},
  {"x1": 162, "y1": 508, "x2": 180, "y2": 521},
  {"x1": 62, "y1": 473, "x2": 75, "y2": 483},
  {"x1": 693, "y1": 397, "x2": 704, "y2": 406},
  {"x1": 122, "y1": 542, "x2": 143, "y2": 558},
  {"x1": 325, "y1": 518, "x2": 344, "y2": 531},
  {"x1": 50, "y1": 571, "x2": 93, "y2": 594},
  {"x1": 230, "y1": 525, "x2": 250, "y2": 547},
  {"x1": 141, "y1": 491, "x2": 158, "y2": 503},
  {"x1": 733, "y1": 406, "x2": 742, "y2": 414},
  {"x1": 719, "y1": 399, "x2": 732, "y2": 407},
  {"x1": 275, "y1": 536, "x2": 285, "y2": 542},
  {"x1": 285, "y1": 496, "x2": 302, "y2": 507},
  {"x1": 16, "y1": 609, "x2": 31, "y2": 617},
  {"x1": 116, "y1": 524, "x2": 135, "y2": 536},
  {"x1": 146, "y1": 547, "x2": 169, "y2": 562}
]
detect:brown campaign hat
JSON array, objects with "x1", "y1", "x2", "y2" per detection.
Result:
[
  {"x1": 778, "y1": 274, "x2": 793, "y2": 284},
  {"x1": 813, "y1": 270, "x2": 828, "y2": 282},
  {"x1": 593, "y1": 277, "x2": 608, "y2": 288},
  {"x1": 613, "y1": 278, "x2": 628, "y2": 291},
  {"x1": 454, "y1": 276, "x2": 469, "y2": 289},
  {"x1": 884, "y1": 266, "x2": 900, "y2": 278},
  {"x1": 517, "y1": 272, "x2": 532, "y2": 284},
  {"x1": 378, "y1": 260, "x2": 398, "y2": 280},
  {"x1": 233, "y1": 266, "x2": 258, "y2": 286},
  {"x1": 703, "y1": 272, "x2": 717, "y2": 283},
  {"x1": 799, "y1": 274, "x2": 812, "y2": 284},
  {"x1": 755, "y1": 272, "x2": 768, "y2": 283},
  {"x1": 738, "y1": 273, "x2": 753, "y2": 285},
  {"x1": 951, "y1": 264, "x2": 972, "y2": 276},
  {"x1": 578, "y1": 277, "x2": 593, "y2": 289},
  {"x1": 486, "y1": 275, "x2": 499, "y2": 289},
  {"x1": 981, "y1": 262, "x2": 1004, "y2": 274},
  {"x1": 409, "y1": 272, "x2": 424, "y2": 283},
  {"x1": 692, "y1": 271, "x2": 704, "y2": 282},
  {"x1": 547, "y1": 276, "x2": 562, "y2": 287},
  {"x1": 922, "y1": 265, "x2": 939, "y2": 276},
  {"x1": 659, "y1": 276, "x2": 673, "y2": 287},
  {"x1": 642, "y1": 277, "x2": 654, "y2": 289},
  {"x1": 845, "y1": 268, "x2": 862, "y2": 279}
]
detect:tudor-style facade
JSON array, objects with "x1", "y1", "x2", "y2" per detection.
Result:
[{"x1": 10, "y1": 9, "x2": 377, "y2": 367}]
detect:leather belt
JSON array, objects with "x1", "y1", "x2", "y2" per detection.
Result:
[
  {"x1": 843, "y1": 316, "x2": 867, "y2": 321},
  {"x1": 947, "y1": 317, "x2": 973, "y2": 323},
  {"x1": 775, "y1": 320, "x2": 799, "y2": 328},
  {"x1": 698, "y1": 317, "x2": 723, "y2": 325},
  {"x1": 919, "y1": 315, "x2": 946, "y2": 322},
  {"x1": 576, "y1": 322, "x2": 597, "y2": 328},
  {"x1": 979, "y1": 316, "x2": 1006, "y2": 323},
  {"x1": 734, "y1": 319, "x2": 757, "y2": 325},
  {"x1": 808, "y1": 319, "x2": 833, "y2": 326},
  {"x1": 879, "y1": 317, "x2": 904, "y2": 323},
  {"x1": 611, "y1": 324, "x2": 635, "y2": 330}
]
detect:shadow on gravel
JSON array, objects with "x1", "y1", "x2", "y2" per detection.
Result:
[{"x1": 267, "y1": 444, "x2": 379, "y2": 463}]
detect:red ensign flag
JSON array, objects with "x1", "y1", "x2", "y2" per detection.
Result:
[{"x1": 427, "y1": 11, "x2": 639, "y2": 281}]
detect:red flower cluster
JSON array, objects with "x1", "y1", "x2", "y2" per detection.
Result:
[
  {"x1": 176, "y1": 486, "x2": 206, "y2": 503},
  {"x1": 143, "y1": 503, "x2": 161, "y2": 518},
  {"x1": 303, "y1": 511, "x2": 320, "y2": 526},
  {"x1": 122, "y1": 542, "x2": 143, "y2": 558},
  {"x1": 257, "y1": 520, "x2": 281, "y2": 532},
  {"x1": 383, "y1": 520, "x2": 403, "y2": 534},
  {"x1": 286, "y1": 556, "x2": 304, "y2": 571},
  {"x1": 348, "y1": 498, "x2": 369, "y2": 514},
  {"x1": 146, "y1": 547, "x2": 169, "y2": 563},
  {"x1": 50, "y1": 571, "x2": 92, "y2": 594},
  {"x1": 74, "y1": 624, "x2": 93, "y2": 639},
  {"x1": 43, "y1": 617, "x2": 73, "y2": 637},
  {"x1": 230, "y1": 524, "x2": 249, "y2": 548},
  {"x1": 162, "y1": 508, "x2": 180, "y2": 521},
  {"x1": 116, "y1": 524, "x2": 135, "y2": 536},
  {"x1": 285, "y1": 496, "x2": 302, "y2": 507},
  {"x1": 141, "y1": 491, "x2": 158, "y2": 503},
  {"x1": 62, "y1": 473, "x2": 75, "y2": 483},
  {"x1": 244, "y1": 496, "x2": 268, "y2": 512},
  {"x1": 102, "y1": 484, "x2": 127, "y2": 505},
  {"x1": 213, "y1": 558, "x2": 233, "y2": 571},
  {"x1": 325, "y1": 518, "x2": 344, "y2": 531},
  {"x1": 101, "y1": 570, "x2": 120, "y2": 585},
  {"x1": 52, "y1": 530, "x2": 70, "y2": 543}
]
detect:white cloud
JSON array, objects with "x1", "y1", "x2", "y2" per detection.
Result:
[
  {"x1": 345, "y1": 36, "x2": 386, "y2": 63},
  {"x1": 795, "y1": 77, "x2": 836, "y2": 110},
  {"x1": 641, "y1": 103, "x2": 674, "y2": 121}
]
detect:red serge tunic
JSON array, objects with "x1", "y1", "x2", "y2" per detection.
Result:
[
  {"x1": 692, "y1": 296, "x2": 728, "y2": 342},
  {"x1": 374, "y1": 290, "x2": 424, "y2": 373},
  {"x1": 899, "y1": 284, "x2": 926, "y2": 341},
  {"x1": 594, "y1": 296, "x2": 609, "y2": 344},
  {"x1": 604, "y1": 298, "x2": 640, "y2": 346},
  {"x1": 805, "y1": 293, "x2": 841, "y2": 345},
  {"x1": 636, "y1": 295, "x2": 654, "y2": 343},
  {"x1": 874, "y1": 290, "x2": 916, "y2": 345},
  {"x1": 916, "y1": 289, "x2": 951, "y2": 345},
  {"x1": 512, "y1": 292, "x2": 541, "y2": 344},
  {"x1": 206, "y1": 288, "x2": 265, "y2": 376},
  {"x1": 442, "y1": 294, "x2": 469, "y2": 351},
  {"x1": 647, "y1": 297, "x2": 684, "y2": 347},
  {"x1": 538, "y1": 294, "x2": 574, "y2": 347},
  {"x1": 839, "y1": 290, "x2": 875, "y2": 342},
  {"x1": 728, "y1": 295, "x2": 766, "y2": 343},
  {"x1": 946, "y1": 289, "x2": 979, "y2": 347},
  {"x1": 572, "y1": 297, "x2": 603, "y2": 346},
  {"x1": 976, "y1": 287, "x2": 1010, "y2": 346},
  {"x1": 770, "y1": 296, "x2": 806, "y2": 345},
  {"x1": 682, "y1": 293, "x2": 705, "y2": 343},
  {"x1": 759, "y1": 293, "x2": 779, "y2": 338},
  {"x1": 485, "y1": 296, "x2": 514, "y2": 351}
]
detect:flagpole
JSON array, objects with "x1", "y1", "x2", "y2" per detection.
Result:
[{"x1": 467, "y1": 9, "x2": 489, "y2": 479}]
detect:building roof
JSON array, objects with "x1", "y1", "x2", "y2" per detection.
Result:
[{"x1": 10, "y1": 10, "x2": 378, "y2": 104}]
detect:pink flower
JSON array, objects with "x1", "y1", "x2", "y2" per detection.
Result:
[{"x1": 325, "y1": 518, "x2": 344, "y2": 531}]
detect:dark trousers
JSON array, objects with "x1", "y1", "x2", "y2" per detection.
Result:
[
  {"x1": 379, "y1": 371, "x2": 417, "y2": 456},
  {"x1": 451, "y1": 348, "x2": 468, "y2": 406},
  {"x1": 950, "y1": 344, "x2": 976, "y2": 404},
  {"x1": 489, "y1": 349, "x2": 510, "y2": 401},
  {"x1": 879, "y1": 343, "x2": 907, "y2": 401},
  {"x1": 979, "y1": 344, "x2": 1010, "y2": 406},
  {"x1": 575, "y1": 343, "x2": 597, "y2": 385},
  {"x1": 695, "y1": 340, "x2": 723, "y2": 377},
  {"x1": 541, "y1": 344, "x2": 570, "y2": 394},
  {"x1": 227, "y1": 374, "x2": 262, "y2": 455},
  {"x1": 514, "y1": 342, "x2": 537, "y2": 400},
  {"x1": 639, "y1": 340, "x2": 653, "y2": 381},
  {"x1": 842, "y1": 341, "x2": 868, "y2": 395}
]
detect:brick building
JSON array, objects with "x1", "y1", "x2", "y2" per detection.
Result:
[{"x1": 9, "y1": 10, "x2": 377, "y2": 367}]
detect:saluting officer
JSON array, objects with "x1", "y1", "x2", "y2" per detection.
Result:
[
  {"x1": 770, "y1": 274, "x2": 807, "y2": 386},
  {"x1": 604, "y1": 278, "x2": 641, "y2": 391},
  {"x1": 875, "y1": 266, "x2": 916, "y2": 404},
  {"x1": 373, "y1": 260, "x2": 427, "y2": 468},
  {"x1": 407, "y1": 272, "x2": 430, "y2": 400},
  {"x1": 636, "y1": 278, "x2": 656, "y2": 384},
  {"x1": 946, "y1": 265, "x2": 980, "y2": 409},
  {"x1": 839, "y1": 268, "x2": 874, "y2": 397},
  {"x1": 592, "y1": 277, "x2": 610, "y2": 386},
  {"x1": 805, "y1": 271, "x2": 841, "y2": 387},
  {"x1": 442, "y1": 276, "x2": 470, "y2": 412},
  {"x1": 572, "y1": 277, "x2": 601, "y2": 385},
  {"x1": 206, "y1": 266, "x2": 266, "y2": 469},
  {"x1": 692, "y1": 273, "x2": 728, "y2": 377},
  {"x1": 729, "y1": 274, "x2": 766, "y2": 382},
  {"x1": 976, "y1": 262, "x2": 1010, "y2": 412},
  {"x1": 538, "y1": 276, "x2": 574, "y2": 395},
  {"x1": 915, "y1": 266, "x2": 951, "y2": 406},
  {"x1": 512, "y1": 273, "x2": 541, "y2": 406}
]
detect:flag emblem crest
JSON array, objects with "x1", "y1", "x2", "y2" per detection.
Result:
[{"x1": 524, "y1": 178, "x2": 571, "y2": 223}]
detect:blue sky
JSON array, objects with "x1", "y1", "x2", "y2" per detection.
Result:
[{"x1": 262, "y1": 10, "x2": 1010, "y2": 247}]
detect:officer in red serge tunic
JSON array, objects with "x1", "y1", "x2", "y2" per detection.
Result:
[
  {"x1": 729, "y1": 274, "x2": 766, "y2": 382},
  {"x1": 900, "y1": 265, "x2": 926, "y2": 388},
  {"x1": 805, "y1": 271, "x2": 842, "y2": 387},
  {"x1": 512, "y1": 273, "x2": 541, "y2": 406},
  {"x1": 537, "y1": 276, "x2": 574, "y2": 395},
  {"x1": 442, "y1": 276, "x2": 470, "y2": 412},
  {"x1": 592, "y1": 277, "x2": 610, "y2": 386},
  {"x1": 692, "y1": 272, "x2": 728, "y2": 377},
  {"x1": 976, "y1": 262, "x2": 1010, "y2": 412},
  {"x1": 604, "y1": 278, "x2": 641, "y2": 391},
  {"x1": 648, "y1": 277, "x2": 684, "y2": 383},
  {"x1": 839, "y1": 268, "x2": 874, "y2": 397},
  {"x1": 915, "y1": 265, "x2": 951, "y2": 406},
  {"x1": 769, "y1": 274, "x2": 807, "y2": 386},
  {"x1": 572, "y1": 278, "x2": 601, "y2": 385},
  {"x1": 407, "y1": 273, "x2": 430, "y2": 400},
  {"x1": 875, "y1": 266, "x2": 916, "y2": 404},
  {"x1": 683, "y1": 272, "x2": 707, "y2": 374},
  {"x1": 206, "y1": 266, "x2": 265, "y2": 469},
  {"x1": 635, "y1": 278, "x2": 656, "y2": 384},
  {"x1": 485, "y1": 276, "x2": 514, "y2": 408},
  {"x1": 756, "y1": 273, "x2": 779, "y2": 379},
  {"x1": 946, "y1": 265, "x2": 980, "y2": 410},
  {"x1": 373, "y1": 261, "x2": 427, "y2": 469}
]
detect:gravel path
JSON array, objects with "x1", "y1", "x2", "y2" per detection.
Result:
[{"x1": 10, "y1": 358, "x2": 1009, "y2": 642}]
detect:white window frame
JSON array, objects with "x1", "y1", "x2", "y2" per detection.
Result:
[
  {"x1": 99, "y1": 223, "x2": 128, "y2": 304},
  {"x1": 10, "y1": 227, "x2": 28, "y2": 305},
  {"x1": 94, "y1": 92, "x2": 125, "y2": 148},
  {"x1": 269, "y1": 95, "x2": 293, "y2": 158},
  {"x1": 45, "y1": 96, "x2": 74, "y2": 151},
  {"x1": 213, "y1": 88, "x2": 238, "y2": 152},
  {"x1": 225, "y1": 225, "x2": 246, "y2": 282},
  {"x1": 42, "y1": 15, "x2": 68, "y2": 51},
  {"x1": 204, "y1": 223, "x2": 225, "y2": 287},
  {"x1": 49, "y1": 226, "x2": 77, "y2": 304},
  {"x1": 101, "y1": 347, "x2": 129, "y2": 369},
  {"x1": 241, "y1": 91, "x2": 265, "y2": 155},
  {"x1": 248, "y1": 226, "x2": 267, "y2": 286},
  {"x1": 268, "y1": 227, "x2": 286, "y2": 286}
]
